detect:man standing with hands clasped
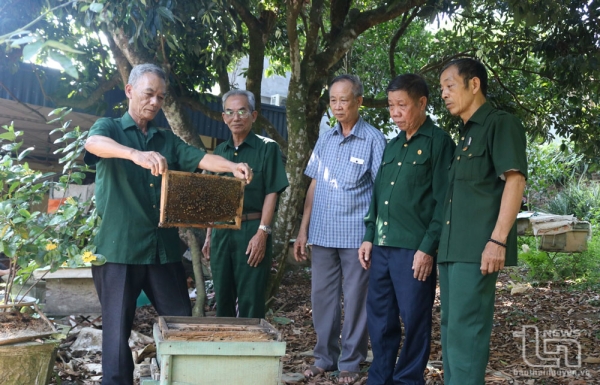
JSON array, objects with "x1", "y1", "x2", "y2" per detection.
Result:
[
  {"x1": 359, "y1": 73, "x2": 455, "y2": 385},
  {"x1": 294, "y1": 75, "x2": 386, "y2": 385},
  {"x1": 437, "y1": 58, "x2": 527, "y2": 385},
  {"x1": 84, "y1": 64, "x2": 253, "y2": 385}
]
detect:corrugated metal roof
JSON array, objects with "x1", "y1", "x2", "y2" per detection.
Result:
[{"x1": 0, "y1": 63, "x2": 288, "y2": 142}]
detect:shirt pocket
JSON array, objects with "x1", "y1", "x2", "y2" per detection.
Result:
[
  {"x1": 407, "y1": 154, "x2": 431, "y2": 187},
  {"x1": 342, "y1": 161, "x2": 367, "y2": 189},
  {"x1": 455, "y1": 146, "x2": 487, "y2": 181}
]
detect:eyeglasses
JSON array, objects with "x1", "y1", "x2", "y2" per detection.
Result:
[{"x1": 224, "y1": 109, "x2": 252, "y2": 118}]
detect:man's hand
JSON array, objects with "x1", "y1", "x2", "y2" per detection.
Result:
[
  {"x1": 130, "y1": 150, "x2": 168, "y2": 176},
  {"x1": 412, "y1": 250, "x2": 433, "y2": 281},
  {"x1": 202, "y1": 238, "x2": 211, "y2": 261},
  {"x1": 481, "y1": 241, "x2": 505, "y2": 275},
  {"x1": 232, "y1": 163, "x2": 253, "y2": 184},
  {"x1": 358, "y1": 242, "x2": 373, "y2": 270},
  {"x1": 293, "y1": 230, "x2": 309, "y2": 262},
  {"x1": 246, "y1": 230, "x2": 268, "y2": 267}
]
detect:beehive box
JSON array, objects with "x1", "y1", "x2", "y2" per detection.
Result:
[
  {"x1": 143, "y1": 317, "x2": 286, "y2": 385},
  {"x1": 159, "y1": 171, "x2": 245, "y2": 229},
  {"x1": 539, "y1": 221, "x2": 592, "y2": 253},
  {"x1": 32, "y1": 267, "x2": 100, "y2": 316}
]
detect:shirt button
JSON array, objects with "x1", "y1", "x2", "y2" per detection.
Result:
[
  {"x1": 403, "y1": 143, "x2": 408, "y2": 147},
  {"x1": 385, "y1": 201, "x2": 389, "y2": 205},
  {"x1": 446, "y1": 221, "x2": 450, "y2": 225},
  {"x1": 234, "y1": 152, "x2": 238, "y2": 156},
  {"x1": 468, "y1": 153, "x2": 472, "y2": 157},
  {"x1": 384, "y1": 221, "x2": 388, "y2": 225},
  {"x1": 457, "y1": 156, "x2": 461, "y2": 160},
  {"x1": 461, "y1": 137, "x2": 464, "y2": 140},
  {"x1": 413, "y1": 161, "x2": 416, "y2": 164},
  {"x1": 449, "y1": 199, "x2": 452, "y2": 203},
  {"x1": 382, "y1": 235, "x2": 387, "y2": 239},
  {"x1": 153, "y1": 205, "x2": 156, "y2": 208},
  {"x1": 391, "y1": 182, "x2": 394, "y2": 185},
  {"x1": 397, "y1": 162, "x2": 402, "y2": 166},
  {"x1": 150, "y1": 183, "x2": 154, "y2": 187}
]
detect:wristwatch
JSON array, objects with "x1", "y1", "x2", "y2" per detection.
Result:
[{"x1": 258, "y1": 225, "x2": 272, "y2": 234}]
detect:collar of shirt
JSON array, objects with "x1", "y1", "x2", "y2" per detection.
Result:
[
  {"x1": 120, "y1": 112, "x2": 162, "y2": 141},
  {"x1": 461, "y1": 102, "x2": 494, "y2": 133},
  {"x1": 389, "y1": 115, "x2": 435, "y2": 145},
  {"x1": 332, "y1": 116, "x2": 368, "y2": 140},
  {"x1": 224, "y1": 130, "x2": 259, "y2": 150}
]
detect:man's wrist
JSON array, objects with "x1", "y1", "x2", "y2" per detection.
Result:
[{"x1": 258, "y1": 224, "x2": 271, "y2": 235}]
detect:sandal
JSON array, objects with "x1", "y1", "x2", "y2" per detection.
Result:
[
  {"x1": 304, "y1": 365, "x2": 325, "y2": 378},
  {"x1": 338, "y1": 371, "x2": 360, "y2": 384}
]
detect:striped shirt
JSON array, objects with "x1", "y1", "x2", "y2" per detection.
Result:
[{"x1": 305, "y1": 117, "x2": 386, "y2": 248}]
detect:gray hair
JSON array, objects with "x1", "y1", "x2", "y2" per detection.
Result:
[
  {"x1": 331, "y1": 74, "x2": 364, "y2": 97},
  {"x1": 222, "y1": 89, "x2": 256, "y2": 111},
  {"x1": 128, "y1": 64, "x2": 167, "y2": 86}
]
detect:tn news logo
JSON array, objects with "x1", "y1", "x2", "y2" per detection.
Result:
[{"x1": 513, "y1": 326, "x2": 582, "y2": 368}]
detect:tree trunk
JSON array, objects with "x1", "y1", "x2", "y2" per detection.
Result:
[
  {"x1": 188, "y1": 231, "x2": 206, "y2": 317},
  {"x1": 268, "y1": 79, "x2": 322, "y2": 298}
]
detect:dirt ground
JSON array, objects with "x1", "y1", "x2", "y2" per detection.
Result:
[{"x1": 48, "y1": 267, "x2": 600, "y2": 384}]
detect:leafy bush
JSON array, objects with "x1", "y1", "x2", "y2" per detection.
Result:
[
  {"x1": 518, "y1": 236, "x2": 600, "y2": 287},
  {"x1": 545, "y1": 181, "x2": 600, "y2": 226},
  {"x1": 526, "y1": 139, "x2": 585, "y2": 210},
  {"x1": 0, "y1": 108, "x2": 103, "y2": 303}
]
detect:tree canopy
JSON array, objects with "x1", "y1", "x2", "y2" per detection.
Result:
[{"x1": 1, "y1": 0, "x2": 599, "y2": 295}]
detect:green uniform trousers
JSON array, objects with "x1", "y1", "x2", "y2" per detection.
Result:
[
  {"x1": 439, "y1": 262, "x2": 499, "y2": 385},
  {"x1": 210, "y1": 220, "x2": 271, "y2": 318}
]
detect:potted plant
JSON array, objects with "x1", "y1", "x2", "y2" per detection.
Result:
[{"x1": 0, "y1": 108, "x2": 103, "y2": 384}]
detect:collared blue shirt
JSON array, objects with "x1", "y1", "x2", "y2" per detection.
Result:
[{"x1": 305, "y1": 117, "x2": 386, "y2": 248}]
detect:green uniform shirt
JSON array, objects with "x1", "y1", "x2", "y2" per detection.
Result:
[
  {"x1": 84, "y1": 112, "x2": 206, "y2": 264},
  {"x1": 438, "y1": 103, "x2": 528, "y2": 265},
  {"x1": 363, "y1": 117, "x2": 455, "y2": 255},
  {"x1": 210, "y1": 131, "x2": 289, "y2": 214},
  {"x1": 210, "y1": 131, "x2": 288, "y2": 267}
]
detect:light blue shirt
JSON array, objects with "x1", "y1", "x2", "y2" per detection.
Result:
[{"x1": 305, "y1": 117, "x2": 386, "y2": 248}]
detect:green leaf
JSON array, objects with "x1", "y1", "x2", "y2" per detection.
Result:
[
  {"x1": 8, "y1": 181, "x2": 20, "y2": 195},
  {"x1": 10, "y1": 35, "x2": 36, "y2": 47},
  {"x1": 45, "y1": 40, "x2": 85, "y2": 55},
  {"x1": 2, "y1": 142, "x2": 22, "y2": 152},
  {"x1": 0, "y1": 131, "x2": 16, "y2": 141},
  {"x1": 48, "y1": 51, "x2": 78, "y2": 79},
  {"x1": 157, "y1": 7, "x2": 175, "y2": 23},
  {"x1": 61, "y1": 205, "x2": 79, "y2": 221},
  {"x1": 17, "y1": 209, "x2": 31, "y2": 219},
  {"x1": 48, "y1": 107, "x2": 69, "y2": 117},
  {"x1": 272, "y1": 316, "x2": 293, "y2": 325},
  {"x1": 22, "y1": 41, "x2": 45, "y2": 62},
  {"x1": 17, "y1": 147, "x2": 35, "y2": 161},
  {"x1": 89, "y1": 3, "x2": 104, "y2": 13}
]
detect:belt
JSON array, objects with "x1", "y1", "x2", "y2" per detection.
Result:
[{"x1": 241, "y1": 212, "x2": 262, "y2": 221}]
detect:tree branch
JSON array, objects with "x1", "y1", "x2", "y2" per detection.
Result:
[
  {"x1": 0, "y1": 0, "x2": 78, "y2": 43},
  {"x1": 180, "y1": 95, "x2": 224, "y2": 121},
  {"x1": 287, "y1": 0, "x2": 304, "y2": 81},
  {"x1": 419, "y1": 50, "x2": 476, "y2": 74},
  {"x1": 103, "y1": 25, "x2": 131, "y2": 84},
  {"x1": 484, "y1": 60, "x2": 537, "y2": 115},
  {"x1": 389, "y1": 7, "x2": 420, "y2": 78},
  {"x1": 315, "y1": 0, "x2": 427, "y2": 74},
  {"x1": 51, "y1": 72, "x2": 122, "y2": 110}
]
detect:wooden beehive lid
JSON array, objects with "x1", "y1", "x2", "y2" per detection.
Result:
[
  {"x1": 158, "y1": 316, "x2": 282, "y2": 342},
  {"x1": 159, "y1": 171, "x2": 245, "y2": 229}
]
